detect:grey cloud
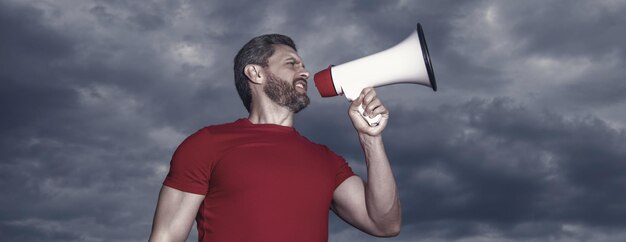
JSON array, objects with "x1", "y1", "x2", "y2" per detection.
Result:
[
  {"x1": 494, "y1": 0, "x2": 626, "y2": 58},
  {"x1": 392, "y1": 98, "x2": 625, "y2": 233},
  {"x1": 327, "y1": 97, "x2": 626, "y2": 241}
]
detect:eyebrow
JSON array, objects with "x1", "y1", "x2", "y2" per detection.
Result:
[{"x1": 284, "y1": 57, "x2": 305, "y2": 67}]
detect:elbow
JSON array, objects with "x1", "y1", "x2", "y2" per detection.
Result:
[
  {"x1": 371, "y1": 220, "x2": 401, "y2": 237},
  {"x1": 372, "y1": 207, "x2": 402, "y2": 237},
  {"x1": 380, "y1": 223, "x2": 401, "y2": 237},
  {"x1": 388, "y1": 223, "x2": 401, "y2": 237}
]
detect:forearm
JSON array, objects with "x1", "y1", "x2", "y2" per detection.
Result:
[{"x1": 359, "y1": 133, "x2": 402, "y2": 232}]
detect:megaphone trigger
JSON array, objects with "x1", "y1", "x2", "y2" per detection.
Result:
[{"x1": 358, "y1": 104, "x2": 382, "y2": 127}]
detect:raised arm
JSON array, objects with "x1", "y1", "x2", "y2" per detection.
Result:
[
  {"x1": 331, "y1": 87, "x2": 401, "y2": 237},
  {"x1": 149, "y1": 185, "x2": 205, "y2": 242}
]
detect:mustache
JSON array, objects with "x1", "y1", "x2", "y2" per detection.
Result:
[{"x1": 294, "y1": 77, "x2": 308, "y2": 85}]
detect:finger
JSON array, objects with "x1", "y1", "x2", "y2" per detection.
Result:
[
  {"x1": 370, "y1": 104, "x2": 388, "y2": 117},
  {"x1": 362, "y1": 89, "x2": 377, "y2": 107},
  {"x1": 364, "y1": 98, "x2": 382, "y2": 116},
  {"x1": 360, "y1": 88, "x2": 375, "y2": 103},
  {"x1": 361, "y1": 87, "x2": 374, "y2": 95}
]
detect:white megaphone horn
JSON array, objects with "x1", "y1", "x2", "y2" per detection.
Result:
[{"x1": 314, "y1": 23, "x2": 437, "y2": 126}]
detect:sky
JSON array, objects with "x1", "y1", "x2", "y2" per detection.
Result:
[{"x1": 1, "y1": 0, "x2": 625, "y2": 241}]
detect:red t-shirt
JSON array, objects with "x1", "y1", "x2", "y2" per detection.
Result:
[{"x1": 163, "y1": 118, "x2": 355, "y2": 242}]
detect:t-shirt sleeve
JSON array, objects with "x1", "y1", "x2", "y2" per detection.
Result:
[
  {"x1": 163, "y1": 129, "x2": 214, "y2": 195},
  {"x1": 323, "y1": 146, "x2": 356, "y2": 189}
]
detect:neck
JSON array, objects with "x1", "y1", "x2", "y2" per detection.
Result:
[{"x1": 248, "y1": 101, "x2": 294, "y2": 127}]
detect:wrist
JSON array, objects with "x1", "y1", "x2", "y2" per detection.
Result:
[{"x1": 358, "y1": 132, "x2": 383, "y2": 148}]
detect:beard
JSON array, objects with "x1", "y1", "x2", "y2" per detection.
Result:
[{"x1": 263, "y1": 72, "x2": 310, "y2": 113}]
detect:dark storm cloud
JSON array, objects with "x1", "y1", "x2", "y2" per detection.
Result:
[
  {"x1": 1, "y1": 0, "x2": 625, "y2": 241},
  {"x1": 391, "y1": 98, "x2": 626, "y2": 227},
  {"x1": 482, "y1": 0, "x2": 626, "y2": 110},
  {"x1": 0, "y1": 1, "x2": 77, "y2": 134},
  {"x1": 494, "y1": 0, "x2": 626, "y2": 58},
  {"x1": 0, "y1": 1, "x2": 186, "y2": 240},
  {"x1": 325, "y1": 97, "x2": 626, "y2": 241}
]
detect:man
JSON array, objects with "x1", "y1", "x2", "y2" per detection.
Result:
[{"x1": 149, "y1": 34, "x2": 401, "y2": 242}]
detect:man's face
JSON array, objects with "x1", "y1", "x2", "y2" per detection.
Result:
[{"x1": 262, "y1": 44, "x2": 310, "y2": 113}]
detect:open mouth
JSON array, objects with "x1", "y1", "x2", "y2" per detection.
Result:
[{"x1": 294, "y1": 80, "x2": 307, "y2": 91}]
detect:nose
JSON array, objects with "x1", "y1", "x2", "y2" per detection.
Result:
[{"x1": 299, "y1": 68, "x2": 310, "y2": 80}]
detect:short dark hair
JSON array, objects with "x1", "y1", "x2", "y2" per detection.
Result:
[{"x1": 233, "y1": 34, "x2": 297, "y2": 112}]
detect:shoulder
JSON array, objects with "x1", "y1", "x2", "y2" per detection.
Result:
[
  {"x1": 187, "y1": 119, "x2": 244, "y2": 138},
  {"x1": 202, "y1": 119, "x2": 248, "y2": 135},
  {"x1": 176, "y1": 119, "x2": 243, "y2": 150}
]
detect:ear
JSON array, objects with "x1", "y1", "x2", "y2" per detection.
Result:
[{"x1": 244, "y1": 64, "x2": 264, "y2": 84}]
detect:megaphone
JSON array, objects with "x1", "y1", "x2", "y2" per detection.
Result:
[{"x1": 314, "y1": 23, "x2": 437, "y2": 126}]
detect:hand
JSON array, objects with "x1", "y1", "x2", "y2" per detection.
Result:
[{"x1": 348, "y1": 88, "x2": 389, "y2": 136}]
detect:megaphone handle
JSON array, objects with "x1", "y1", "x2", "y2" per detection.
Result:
[{"x1": 358, "y1": 104, "x2": 382, "y2": 127}]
